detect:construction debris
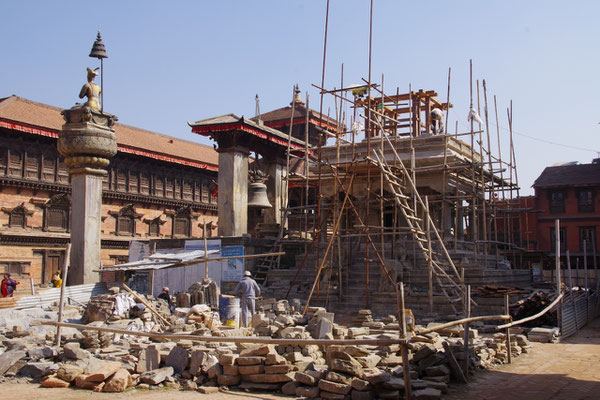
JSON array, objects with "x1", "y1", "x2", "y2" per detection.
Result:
[{"x1": 0, "y1": 284, "x2": 543, "y2": 399}]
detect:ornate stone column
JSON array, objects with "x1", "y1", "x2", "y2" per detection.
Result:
[
  {"x1": 263, "y1": 157, "x2": 287, "y2": 226},
  {"x1": 58, "y1": 106, "x2": 117, "y2": 285}
]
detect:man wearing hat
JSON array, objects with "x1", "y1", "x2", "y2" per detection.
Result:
[{"x1": 234, "y1": 270, "x2": 261, "y2": 327}]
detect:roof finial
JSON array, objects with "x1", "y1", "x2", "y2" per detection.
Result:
[{"x1": 291, "y1": 84, "x2": 304, "y2": 106}]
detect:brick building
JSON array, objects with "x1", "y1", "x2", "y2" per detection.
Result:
[
  {"x1": 0, "y1": 95, "x2": 219, "y2": 287},
  {"x1": 528, "y1": 159, "x2": 600, "y2": 258}
]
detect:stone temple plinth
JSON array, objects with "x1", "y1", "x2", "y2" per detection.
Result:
[{"x1": 59, "y1": 106, "x2": 117, "y2": 285}]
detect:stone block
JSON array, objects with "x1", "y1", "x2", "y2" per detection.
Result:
[
  {"x1": 165, "y1": 346, "x2": 189, "y2": 374},
  {"x1": 189, "y1": 350, "x2": 208, "y2": 376},
  {"x1": 321, "y1": 391, "x2": 346, "y2": 400},
  {"x1": 265, "y1": 353, "x2": 286, "y2": 365},
  {"x1": 19, "y1": 362, "x2": 57, "y2": 379},
  {"x1": 352, "y1": 389, "x2": 374, "y2": 400},
  {"x1": 357, "y1": 354, "x2": 381, "y2": 369},
  {"x1": 41, "y1": 376, "x2": 70, "y2": 388},
  {"x1": 295, "y1": 371, "x2": 317, "y2": 386},
  {"x1": 264, "y1": 364, "x2": 292, "y2": 374},
  {"x1": 281, "y1": 381, "x2": 300, "y2": 395},
  {"x1": 63, "y1": 342, "x2": 91, "y2": 360},
  {"x1": 57, "y1": 364, "x2": 84, "y2": 382},
  {"x1": 351, "y1": 377, "x2": 371, "y2": 391},
  {"x1": 236, "y1": 356, "x2": 265, "y2": 366},
  {"x1": 84, "y1": 359, "x2": 122, "y2": 382},
  {"x1": 217, "y1": 374, "x2": 241, "y2": 386},
  {"x1": 319, "y1": 379, "x2": 351, "y2": 395},
  {"x1": 140, "y1": 367, "x2": 174, "y2": 385},
  {"x1": 207, "y1": 363, "x2": 223, "y2": 380},
  {"x1": 240, "y1": 345, "x2": 274, "y2": 357},
  {"x1": 326, "y1": 371, "x2": 353, "y2": 385},
  {"x1": 413, "y1": 387, "x2": 442, "y2": 399},
  {"x1": 239, "y1": 364, "x2": 265, "y2": 375},
  {"x1": 103, "y1": 369, "x2": 131, "y2": 392},
  {"x1": 218, "y1": 353, "x2": 238, "y2": 366},
  {"x1": 241, "y1": 381, "x2": 282, "y2": 391},
  {"x1": 136, "y1": 347, "x2": 160, "y2": 374},
  {"x1": 382, "y1": 377, "x2": 404, "y2": 390},
  {"x1": 245, "y1": 372, "x2": 294, "y2": 383},
  {"x1": 197, "y1": 386, "x2": 220, "y2": 394},
  {"x1": 74, "y1": 374, "x2": 98, "y2": 389},
  {"x1": 412, "y1": 344, "x2": 436, "y2": 363},
  {"x1": 182, "y1": 380, "x2": 198, "y2": 391},
  {"x1": 223, "y1": 364, "x2": 239, "y2": 375},
  {"x1": 425, "y1": 364, "x2": 450, "y2": 377},
  {"x1": 330, "y1": 354, "x2": 364, "y2": 377},
  {"x1": 296, "y1": 385, "x2": 320, "y2": 398},
  {"x1": 362, "y1": 368, "x2": 390, "y2": 384}
]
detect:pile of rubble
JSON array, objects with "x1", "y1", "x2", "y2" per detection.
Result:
[{"x1": 0, "y1": 288, "x2": 535, "y2": 399}]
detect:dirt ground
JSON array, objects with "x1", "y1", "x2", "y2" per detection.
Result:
[{"x1": 2, "y1": 318, "x2": 600, "y2": 400}]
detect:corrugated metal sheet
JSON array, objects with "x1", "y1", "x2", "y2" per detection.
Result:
[
  {"x1": 561, "y1": 292, "x2": 600, "y2": 339},
  {"x1": 15, "y1": 282, "x2": 108, "y2": 309}
]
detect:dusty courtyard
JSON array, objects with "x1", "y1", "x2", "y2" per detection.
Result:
[{"x1": 2, "y1": 318, "x2": 599, "y2": 400}]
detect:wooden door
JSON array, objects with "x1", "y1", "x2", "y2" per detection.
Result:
[{"x1": 43, "y1": 252, "x2": 63, "y2": 285}]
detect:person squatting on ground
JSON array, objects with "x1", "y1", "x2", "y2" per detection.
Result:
[
  {"x1": 234, "y1": 270, "x2": 261, "y2": 327},
  {"x1": 1, "y1": 273, "x2": 19, "y2": 297}
]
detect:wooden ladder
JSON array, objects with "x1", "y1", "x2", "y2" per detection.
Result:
[
  {"x1": 370, "y1": 139, "x2": 467, "y2": 313},
  {"x1": 254, "y1": 208, "x2": 290, "y2": 285}
]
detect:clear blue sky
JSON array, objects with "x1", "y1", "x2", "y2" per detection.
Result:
[{"x1": 2, "y1": 1, "x2": 599, "y2": 195}]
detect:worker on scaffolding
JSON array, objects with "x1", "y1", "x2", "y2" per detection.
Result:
[{"x1": 234, "y1": 271, "x2": 261, "y2": 327}]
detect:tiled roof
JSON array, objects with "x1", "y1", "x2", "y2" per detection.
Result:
[
  {"x1": 0, "y1": 95, "x2": 218, "y2": 169},
  {"x1": 533, "y1": 163, "x2": 600, "y2": 188}
]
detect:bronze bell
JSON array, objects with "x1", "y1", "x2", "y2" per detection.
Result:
[
  {"x1": 89, "y1": 30, "x2": 108, "y2": 59},
  {"x1": 248, "y1": 182, "x2": 272, "y2": 208}
]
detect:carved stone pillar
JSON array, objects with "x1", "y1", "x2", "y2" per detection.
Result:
[
  {"x1": 217, "y1": 147, "x2": 249, "y2": 237},
  {"x1": 58, "y1": 106, "x2": 117, "y2": 285},
  {"x1": 263, "y1": 158, "x2": 287, "y2": 226}
]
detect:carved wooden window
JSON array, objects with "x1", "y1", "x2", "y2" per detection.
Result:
[
  {"x1": 47, "y1": 208, "x2": 68, "y2": 230},
  {"x1": 0, "y1": 147, "x2": 8, "y2": 176},
  {"x1": 25, "y1": 152, "x2": 40, "y2": 180},
  {"x1": 0, "y1": 261, "x2": 29, "y2": 276},
  {"x1": 129, "y1": 171, "x2": 139, "y2": 193},
  {"x1": 57, "y1": 160, "x2": 69, "y2": 183},
  {"x1": 140, "y1": 172, "x2": 150, "y2": 195},
  {"x1": 577, "y1": 189, "x2": 594, "y2": 213},
  {"x1": 211, "y1": 185, "x2": 218, "y2": 204},
  {"x1": 8, "y1": 149, "x2": 23, "y2": 177},
  {"x1": 41, "y1": 154, "x2": 55, "y2": 182},
  {"x1": 43, "y1": 194, "x2": 70, "y2": 232},
  {"x1": 116, "y1": 169, "x2": 127, "y2": 192},
  {"x1": 154, "y1": 175, "x2": 164, "y2": 197},
  {"x1": 172, "y1": 207, "x2": 193, "y2": 237},
  {"x1": 148, "y1": 219, "x2": 161, "y2": 236},
  {"x1": 202, "y1": 181, "x2": 209, "y2": 203},
  {"x1": 183, "y1": 179, "x2": 193, "y2": 200},
  {"x1": 114, "y1": 204, "x2": 139, "y2": 236},
  {"x1": 193, "y1": 181, "x2": 201, "y2": 202},
  {"x1": 174, "y1": 178, "x2": 182, "y2": 199},
  {"x1": 102, "y1": 173, "x2": 109, "y2": 190},
  {"x1": 8, "y1": 205, "x2": 27, "y2": 228},
  {"x1": 165, "y1": 176, "x2": 174, "y2": 198}
]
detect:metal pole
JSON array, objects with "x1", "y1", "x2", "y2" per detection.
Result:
[{"x1": 203, "y1": 219, "x2": 208, "y2": 279}]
